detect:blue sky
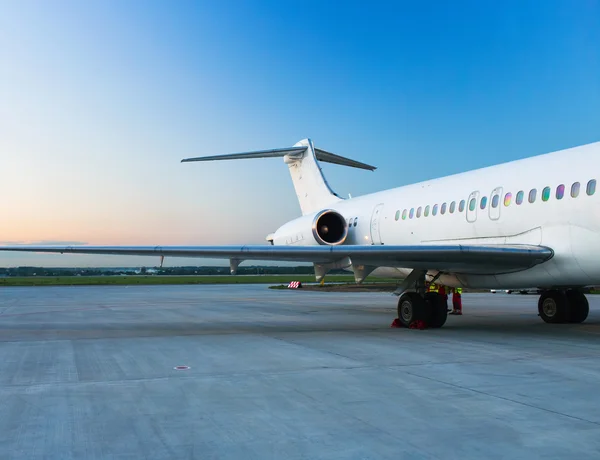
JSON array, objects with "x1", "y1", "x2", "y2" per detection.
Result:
[{"x1": 1, "y1": 0, "x2": 598, "y2": 267}]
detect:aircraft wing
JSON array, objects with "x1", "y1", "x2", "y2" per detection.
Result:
[{"x1": 0, "y1": 244, "x2": 553, "y2": 275}]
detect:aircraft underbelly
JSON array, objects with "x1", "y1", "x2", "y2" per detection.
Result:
[{"x1": 569, "y1": 225, "x2": 600, "y2": 283}]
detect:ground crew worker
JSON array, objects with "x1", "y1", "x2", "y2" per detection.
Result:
[
  {"x1": 428, "y1": 282, "x2": 438, "y2": 293},
  {"x1": 450, "y1": 287, "x2": 463, "y2": 315},
  {"x1": 438, "y1": 284, "x2": 448, "y2": 307}
]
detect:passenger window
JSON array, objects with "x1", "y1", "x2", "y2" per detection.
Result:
[
  {"x1": 459, "y1": 200, "x2": 465, "y2": 212},
  {"x1": 424, "y1": 205, "x2": 430, "y2": 217},
  {"x1": 516, "y1": 191, "x2": 524, "y2": 205},
  {"x1": 402, "y1": 209, "x2": 407, "y2": 220},
  {"x1": 480, "y1": 196, "x2": 487, "y2": 209},
  {"x1": 450, "y1": 201, "x2": 456, "y2": 213},
  {"x1": 433, "y1": 204, "x2": 438, "y2": 216},
  {"x1": 395, "y1": 210, "x2": 400, "y2": 221},
  {"x1": 587, "y1": 179, "x2": 596, "y2": 196},
  {"x1": 571, "y1": 182, "x2": 580, "y2": 198},
  {"x1": 417, "y1": 207, "x2": 422, "y2": 218},
  {"x1": 556, "y1": 184, "x2": 565, "y2": 200},
  {"x1": 409, "y1": 208, "x2": 414, "y2": 219},
  {"x1": 469, "y1": 198, "x2": 476, "y2": 211},
  {"x1": 492, "y1": 194, "x2": 499, "y2": 208},
  {"x1": 542, "y1": 186, "x2": 550, "y2": 202},
  {"x1": 529, "y1": 189, "x2": 537, "y2": 203},
  {"x1": 504, "y1": 192, "x2": 512, "y2": 206},
  {"x1": 441, "y1": 203, "x2": 447, "y2": 214}
]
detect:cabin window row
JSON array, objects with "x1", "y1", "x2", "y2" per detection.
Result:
[{"x1": 394, "y1": 179, "x2": 596, "y2": 221}]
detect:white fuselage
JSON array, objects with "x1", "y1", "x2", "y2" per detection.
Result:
[{"x1": 273, "y1": 142, "x2": 600, "y2": 289}]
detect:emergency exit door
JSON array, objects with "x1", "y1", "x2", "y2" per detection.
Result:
[
  {"x1": 466, "y1": 191, "x2": 479, "y2": 223},
  {"x1": 489, "y1": 187, "x2": 503, "y2": 221},
  {"x1": 370, "y1": 203, "x2": 384, "y2": 244}
]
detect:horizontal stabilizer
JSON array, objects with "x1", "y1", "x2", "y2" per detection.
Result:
[
  {"x1": 181, "y1": 144, "x2": 376, "y2": 171},
  {"x1": 181, "y1": 147, "x2": 305, "y2": 163},
  {"x1": 314, "y1": 148, "x2": 376, "y2": 171}
]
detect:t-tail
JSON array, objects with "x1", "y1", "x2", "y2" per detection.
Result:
[{"x1": 181, "y1": 138, "x2": 376, "y2": 215}]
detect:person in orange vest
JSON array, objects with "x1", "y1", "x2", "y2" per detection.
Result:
[{"x1": 450, "y1": 287, "x2": 463, "y2": 315}]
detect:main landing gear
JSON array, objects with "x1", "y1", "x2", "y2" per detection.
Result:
[
  {"x1": 396, "y1": 292, "x2": 448, "y2": 328},
  {"x1": 395, "y1": 270, "x2": 448, "y2": 328},
  {"x1": 537, "y1": 289, "x2": 589, "y2": 324}
]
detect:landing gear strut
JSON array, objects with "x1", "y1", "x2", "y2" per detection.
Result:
[{"x1": 538, "y1": 289, "x2": 589, "y2": 324}]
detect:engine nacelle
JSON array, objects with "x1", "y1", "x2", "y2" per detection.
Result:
[
  {"x1": 271, "y1": 209, "x2": 349, "y2": 246},
  {"x1": 312, "y1": 209, "x2": 348, "y2": 245}
]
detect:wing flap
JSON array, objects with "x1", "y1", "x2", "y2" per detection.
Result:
[{"x1": 0, "y1": 244, "x2": 553, "y2": 274}]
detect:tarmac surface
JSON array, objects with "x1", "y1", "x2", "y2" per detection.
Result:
[{"x1": 1, "y1": 285, "x2": 600, "y2": 459}]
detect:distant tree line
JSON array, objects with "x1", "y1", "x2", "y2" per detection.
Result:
[{"x1": 0, "y1": 266, "x2": 349, "y2": 277}]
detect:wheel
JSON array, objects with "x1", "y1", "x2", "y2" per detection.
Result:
[
  {"x1": 425, "y1": 292, "x2": 448, "y2": 328},
  {"x1": 397, "y1": 292, "x2": 431, "y2": 327},
  {"x1": 566, "y1": 289, "x2": 589, "y2": 323},
  {"x1": 538, "y1": 290, "x2": 568, "y2": 323}
]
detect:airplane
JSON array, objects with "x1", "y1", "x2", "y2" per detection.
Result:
[{"x1": 1, "y1": 138, "x2": 598, "y2": 329}]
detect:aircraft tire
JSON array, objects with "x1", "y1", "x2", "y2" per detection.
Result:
[
  {"x1": 424, "y1": 293, "x2": 447, "y2": 328},
  {"x1": 538, "y1": 290, "x2": 568, "y2": 324},
  {"x1": 397, "y1": 292, "x2": 431, "y2": 327},
  {"x1": 566, "y1": 289, "x2": 589, "y2": 323}
]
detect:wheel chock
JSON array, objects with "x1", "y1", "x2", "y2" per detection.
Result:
[{"x1": 390, "y1": 318, "x2": 428, "y2": 329}]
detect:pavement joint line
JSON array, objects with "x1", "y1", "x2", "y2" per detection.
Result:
[
  {"x1": 291, "y1": 386, "x2": 444, "y2": 460},
  {"x1": 1, "y1": 354, "x2": 592, "y2": 390},
  {"x1": 260, "y1": 333, "x2": 365, "y2": 364},
  {"x1": 259, "y1": 334, "x2": 588, "y2": 370},
  {"x1": 403, "y1": 370, "x2": 600, "y2": 427}
]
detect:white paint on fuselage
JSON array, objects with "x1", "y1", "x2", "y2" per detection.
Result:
[{"x1": 274, "y1": 141, "x2": 600, "y2": 289}]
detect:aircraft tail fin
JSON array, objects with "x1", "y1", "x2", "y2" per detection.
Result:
[{"x1": 181, "y1": 138, "x2": 375, "y2": 215}]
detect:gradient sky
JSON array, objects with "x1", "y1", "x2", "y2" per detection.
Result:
[{"x1": 1, "y1": 0, "x2": 599, "y2": 267}]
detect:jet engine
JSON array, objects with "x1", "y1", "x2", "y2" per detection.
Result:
[
  {"x1": 270, "y1": 209, "x2": 349, "y2": 246},
  {"x1": 311, "y1": 209, "x2": 348, "y2": 245}
]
